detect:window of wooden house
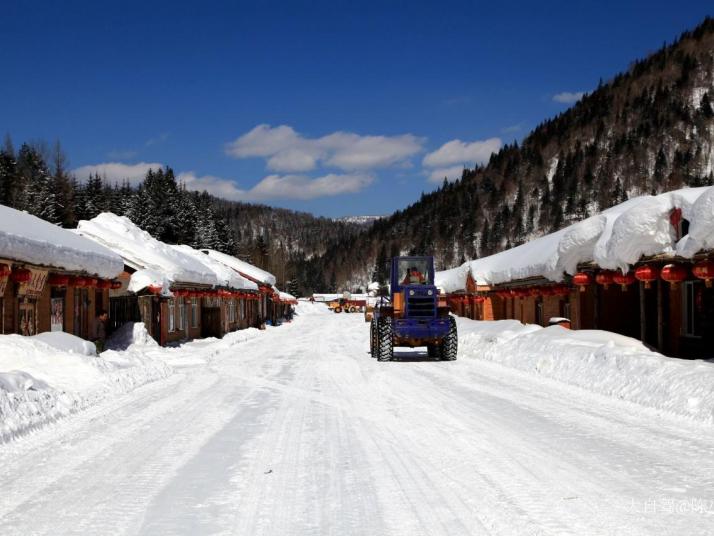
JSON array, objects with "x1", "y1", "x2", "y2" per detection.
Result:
[
  {"x1": 535, "y1": 299, "x2": 543, "y2": 326},
  {"x1": 50, "y1": 288, "x2": 65, "y2": 332},
  {"x1": 561, "y1": 300, "x2": 571, "y2": 321},
  {"x1": 228, "y1": 299, "x2": 236, "y2": 323},
  {"x1": 168, "y1": 299, "x2": 176, "y2": 332},
  {"x1": 239, "y1": 299, "x2": 245, "y2": 320},
  {"x1": 178, "y1": 298, "x2": 185, "y2": 331},
  {"x1": 682, "y1": 281, "x2": 711, "y2": 338},
  {"x1": 73, "y1": 288, "x2": 88, "y2": 338},
  {"x1": 191, "y1": 297, "x2": 199, "y2": 327}
]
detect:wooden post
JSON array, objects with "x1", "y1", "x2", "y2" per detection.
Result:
[
  {"x1": 639, "y1": 281, "x2": 647, "y2": 343},
  {"x1": 657, "y1": 280, "x2": 664, "y2": 352}
]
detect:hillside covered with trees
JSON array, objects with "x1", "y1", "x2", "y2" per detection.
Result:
[{"x1": 311, "y1": 16, "x2": 714, "y2": 290}]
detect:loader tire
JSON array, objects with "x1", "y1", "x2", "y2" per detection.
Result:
[
  {"x1": 370, "y1": 320, "x2": 378, "y2": 358},
  {"x1": 334, "y1": 306, "x2": 342, "y2": 313},
  {"x1": 377, "y1": 317, "x2": 393, "y2": 362},
  {"x1": 439, "y1": 316, "x2": 458, "y2": 361}
]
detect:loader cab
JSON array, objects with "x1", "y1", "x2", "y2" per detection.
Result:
[{"x1": 391, "y1": 256, "x2": 435, "y2": 290}]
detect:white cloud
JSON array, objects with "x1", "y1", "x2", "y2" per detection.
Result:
[
  {"x1": 178, "y1": 171, "x2": 373, "y2": 201},
  {"x1": 552, "y1": 91, "x2": 585, "y2": 104},
  {"x1": 426, "y1": 165, "x2": 465, "y2": 183},
  {"x1": 72, "y1": 162, "x2": 164, "y2": 185},
  {"x1": 422, "y1": 137, "x2": 501, "y2": 168},
  {"x1": 225, "y1": 124, "x2": 424, "y2": 172}
]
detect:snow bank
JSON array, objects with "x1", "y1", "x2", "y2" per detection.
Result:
[
  {"x1": 0, "y1": 332, "x2": 170, "y2": 441},
  {"x1": 32, "y1": 331, "x2": 97, "y2": 356},
  {"x1": 0, "y1": 204, "x2": 123, "y2": 278},
  {"x1": 106, "y1": 322, "x2": 159, "y2": 351},
  {"x1": 77, "y1": 213, "x2": 219, "y2": 290},
  {"x1": 436, "y1": 186, "x2": 714, "y2": 287},
  {"x1": 201, "y1": 249, "x2": 276, "y2": 286},
  {"x1": 457, "y1": 317, "x2": 714, "y2": 423}
]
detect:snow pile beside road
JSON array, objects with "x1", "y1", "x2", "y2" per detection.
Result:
[
  {"x1": 457, "y1": 318, "x2": 714, "y2": 423},
  {"x1": 0, "y1": 332, "x2": 170, "y2": 442}
]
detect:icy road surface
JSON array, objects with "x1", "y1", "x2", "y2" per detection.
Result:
[{"x1": 1, "y1": 304, "x2": 713, "y2": 535}]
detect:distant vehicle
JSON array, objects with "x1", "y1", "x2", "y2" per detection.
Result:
[{"x1": 370, "y1": 256, "x2": 457, "y2": 361}]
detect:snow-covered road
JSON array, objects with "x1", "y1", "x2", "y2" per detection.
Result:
[{"x1": 1, "y1": 305, "x2": 713, "y2": 535}]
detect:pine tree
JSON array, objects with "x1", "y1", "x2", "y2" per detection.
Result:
[
  {"x1": 17, "y1": 143, "x2": 59, "y2": 223},
  {"x1": 50, "y1": 141, "x2": 75, "y2": 227},
  {"x1": 0, "y1": 135, "x2": 16, "y2": 207}
]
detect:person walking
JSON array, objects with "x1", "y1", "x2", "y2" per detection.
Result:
[{"x1": 94, "y1": 309, "x2": 109, "y2": 353}]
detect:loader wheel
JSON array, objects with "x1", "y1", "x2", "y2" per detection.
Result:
[
  {"x1": 370, "y1": 320, "x2": 378, "y2": 358},
  {"x1": 377, "y1": 317, "x2": 393, "y2": 362},
  {"x1": 439, "y1": 317, "x2": 458, "y2": 361},
  {"x1": 427, "y1": 344, "x2": 439, "y2": 358},
  {"x1": 348, "y1": 306, "x2": 357, "y2": 313},
  {"x1": 334, "y1": 306, "x2": 342, "y2": 313}
]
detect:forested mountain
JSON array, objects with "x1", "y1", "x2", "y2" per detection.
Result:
[{"x1": 311, "y1": 17, "x2": 714, "y2": 290}]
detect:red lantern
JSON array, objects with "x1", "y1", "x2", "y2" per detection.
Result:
[
  {"x1": 612, "y1": 271, "x2": 636, "y2": 291},
  {"x1": 0, "y1": 263, "x2": 11, "y2": 277},
  {"x1": 110, "y1": 280, "x2": 123, "y2": 290},
  {"x1": 572, "y1": 272, "x2": 592, "y2": 292},
  {"x1": 692, "y1": 260, "x2": 714, "y2": 288},
  {"x1": 48, "y1": 274, "x2": 70, "y2": 286},
  {"x1": 74, "y1": 276, "x2": 90, "y2": 287},
  {"x1": 595, "y1": 270, "x2": 615, "y2": 289},
  {"x1": 96, "y1": 279, "x2": 112, "y2": 289},
  {"x1": 660, "y1": 264, "x2": 688, "y2": 286},
  {"x1": 11, "y1": 268, "x2": 32, "y2": 284},
  {"x1": 634, "y1": 264, "x2": 659, "y2": 289},
  {"x1": 474, "y1": 296, "x2": 485, "y2": 303}
]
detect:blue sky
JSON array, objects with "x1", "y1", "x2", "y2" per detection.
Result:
[{"x1": 1, "y1": 1, "x2": 712, "y2": 217}]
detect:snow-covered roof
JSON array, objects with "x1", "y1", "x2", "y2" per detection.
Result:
[
  {"x1": 436, "y1": 186, "x2": 714, "y2": 289},
  {"x1": 0, "y1": 204, "x2": 123, "y2": 279},
  {"x1": 201, "y1": 249, "x2": 277, "y2": 286},
  {"x1": 77, "y1": 213, "x2": 219, "y2": 291},
  {"x1": 171, "y1": 245, "x2": 258, "y2": 291},
  {"x1": 279, "y1": 291, "x2": 297, "y2": 303}
]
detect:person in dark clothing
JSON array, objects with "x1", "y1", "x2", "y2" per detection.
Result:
[{"x1": 94, "y1": 309, "x2": 109, "y2": 353}]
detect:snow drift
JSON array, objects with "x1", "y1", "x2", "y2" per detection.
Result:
[{"x1": 457, "y1": 317, "x2": 714, "y2": 424}]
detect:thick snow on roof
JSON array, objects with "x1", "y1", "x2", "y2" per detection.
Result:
[
  {"x1": 77, "y1": 213, "x2": 218, "y2": 290},
  {"x1": 279, "y1": 291, "x2": 297, "y2": 303},
  {"x1": 0, "y1": 204, "x2": 123, "y2": 279},
  {"x1": 171, "y1": 245, "x2": 258, "y2": 291},
  {"x1": 436, "y1": 186, "x2": 714, "y2": 288},
  {"x1": 201, "y1": 249, "x2": 276, "y2": 286}
]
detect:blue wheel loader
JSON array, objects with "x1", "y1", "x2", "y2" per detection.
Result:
[{"x1": 370, "y1": 256, "x2": 457, "y2": 361}]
